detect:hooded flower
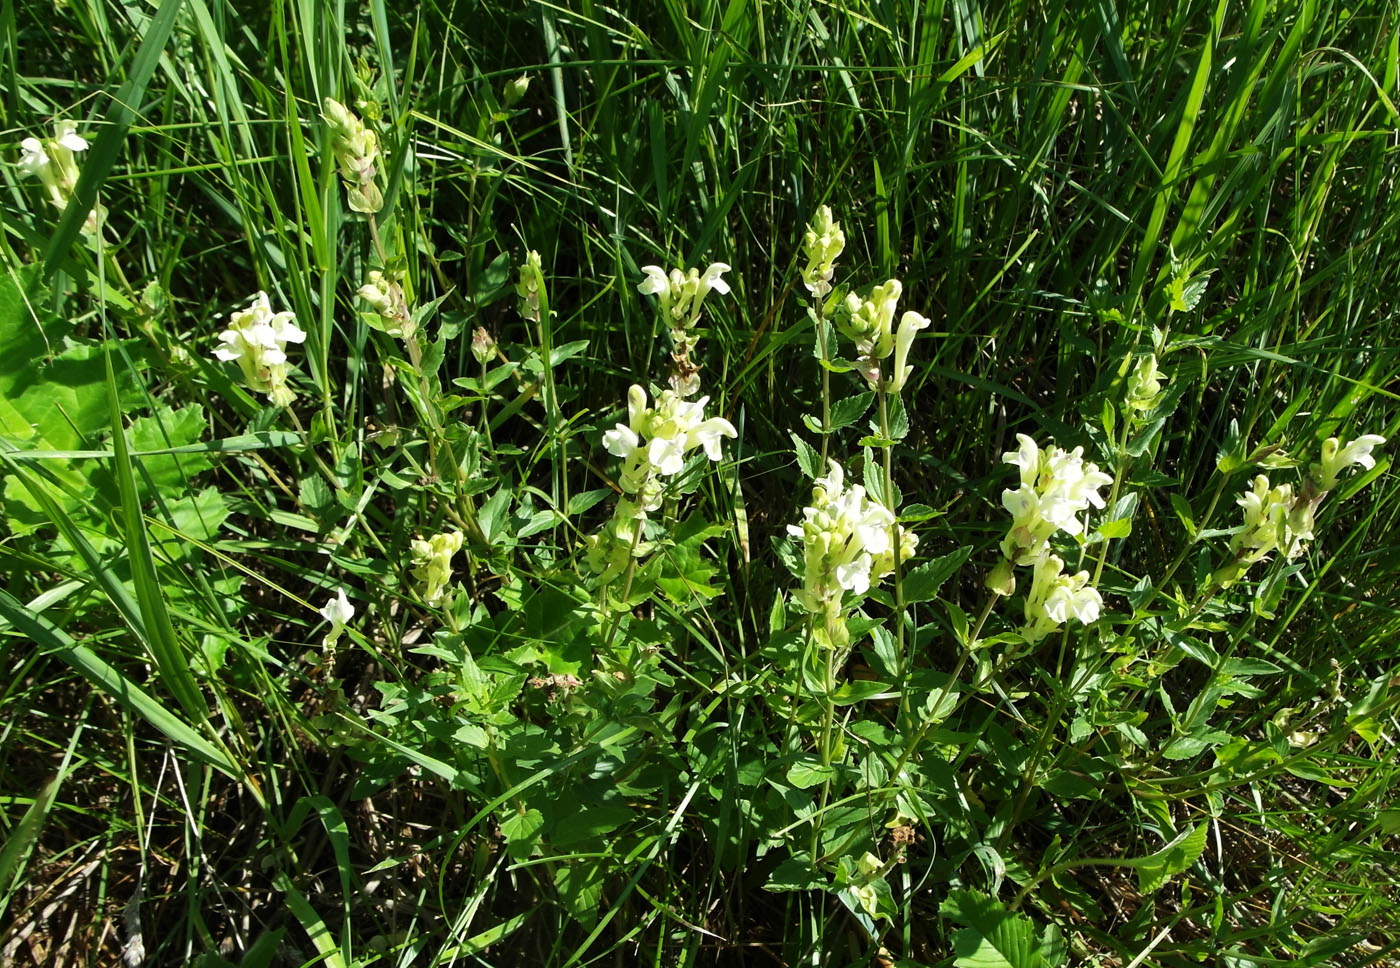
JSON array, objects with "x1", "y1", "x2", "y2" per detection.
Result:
[
  {"x1": 999, "y1": 434, "x2": 1113, "y2": 565},
  {"x1": 1229, "y1": 475, "x2": 1311, "y2": 563},
  {"x1": 602, "y1": 385, "x2": 736, "y2": 504},
  {"x1": 17, "y1": 120, "x2": 101, "y2": 233},
  {"x1": 1022, "y1": 553, "x2": 1101, "y2": 644},
  {"x1": 636, "y1": 262, "x2": 730, "y2": 354},
  {"x1": 319, "y1": 588, "x2": 355, "y2": 647},
  {"x1": 1316, "y1": 434, "x2": 1386, "y2": 491},
  {"x1": 588, "y1": 385, "x2": 737, "y2": 584},
  {"x1": 787, "y1": 460, "x2": 917, "y2": 645},
  {"x1": 213, "y1": 292, "x2": 307, "y2": 406},
  {"x1": 833, "y1": 280, "x2": 929, "y2": 391},
  {"x1": 411, "y1": 531, "x2": 463, "y2": 605}
]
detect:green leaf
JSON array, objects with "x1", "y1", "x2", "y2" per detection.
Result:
[
  {"x1": 786, "y1": 758, "x2": 835, "y2": 789},
  {"x1": 1095, "y1": 517, "x2": 1132, "y2": 540},
  {"x1": 1169, "y1": 492, "x2": 1196, "y2": 537},
  {"x1": 940, "y1": 889, "x2": 1042, "y2": 968},
  {"x1": 828, "y1": 391, "x2": 874, "y2": 431},
  {"x1": 765, "y1": 854, "x2": 824, "y2": 892},
  {"x1": 831, "y1": 679, "x2": 892, "y2": 705},
  {"x1": 791, "y1": 431, "x2": 821, "y2": 479},
  {"x1": 903, "y1": 546, "x2": 972, "y2": 603},
  {"x1": 655, "y1": 516, "x2": 727, "y2": 607},
  {"x1": 1134, "y1": 824, "x2": 1208, "y2": 893},
  {"x1": 499, "y1": 808, "x2": 545, "y2": 861},
  {"x1": 885, "y1": 393, "x2": 910, "y2": 440},
  {"x1": 566, "y1": 488, "x2": 611, "y2": 516}
]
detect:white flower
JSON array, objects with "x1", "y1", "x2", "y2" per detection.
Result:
[
  {"x1": 19, "y1": 137, "x2": 49, "y2": 175},
  {"x1": 635, "y1": 262, "x2": 731, "y2": 333},
  {"x1": 834, "y1": 280, "x2": 930, "y2": 391},
  {"x1": 787, "y1": 460, "x2": 916, "y2": 642},
  {"x1": 53, "y1": 121, "x2": 88, "y2": 153},
  {"x1": 999, "y1": 434, "x2": 1113, "y2": 564},
  {"x1": 600, "y1": 385, "x2": 736, "y2": 510},
  {"x1": 213, "y1": 292, "x2": 307, "y2": 406},
  {"x1": 16, "y1": 121, "x2": 99, "y2": 232},
  {"x1": 1022, "y1": 554, "x2": 1101, "y2": 644},
  {"x1": 318, "y1": 588, "x2": 355, "y2": 647},
  {"x1": 1317, "y1": 434, "x2": 1386, "y2": 491},
  {"x1": 889, "y1": 311, "x2": 930, "y2": 393},
  {"x1": 637, "y1": 265, "x2": 670, "y2": 296},
  {"x1": 602, "y1": 423, "x2": 639, "y2": 459},
  {"x1": 1230, "y1": 474, "x2": 1310, "y2": 562}
]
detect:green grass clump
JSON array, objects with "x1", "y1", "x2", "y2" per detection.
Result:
[{"x1": 2, "y1": 1, "x2": 1398, "y2": 965}]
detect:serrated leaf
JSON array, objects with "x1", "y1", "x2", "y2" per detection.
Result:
[
  {"x1": 829, "y1": 391, "x2": 874, "y2": 431},
  {"x1": 1134, "y1": 824, "x2": 1207, "y2": 893},
  {"x1": 940, "y1": 889, "x2": 1041, "y2": 968},
  {"x1": 885, "y1": 393, "x2": 910, "y2": 440},
  {"x1": 791, "y1": 432, "x2": 821, "y2": 479},
  {"x1": 903, "y1": 546, "x2": 972, "y2": 603}
]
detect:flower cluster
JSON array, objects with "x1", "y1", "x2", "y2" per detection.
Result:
[
  {"x1": 411, "y1": 531, "x2": 463, "y2": 605},
  {"x1": 998, "y1": 434, "x2": 1113, "y2": 566},
  {"x1": 1229, "y1": 475, "x2": 1313, "y2": 564},
  {"x1": 801, "y1": 206, "x2": 845, "y2": 297},
  {"x1": 586, "y1": 385, "x2": 736, "y2": 581},
  {"x1": 1124, "y1": 353, "x2": 1167, "y2": 417},
  {"x1": 212, "y1": 291, "x2": 307, "y2": 407},
  {"x1": 637, "y1": 262, "x2": 730, "y2": 396},
  {"x1": 991, "y1": 434, "x2": 1111, "y2": 641},
  {"x1": 787, "y1": 460, "x2": 917, "y2": 647},
  {"x1": 18, "y1": 120, "x2": 101, "y2": 234},
  {"x1": 516, "y1": 250, "x2": 544, "y2": 324},
  {"x1": 1215, "y1": 433, "x2": 1386, "y2": 585},
  {"x1": 833, "y1": 279, "x2": 930, "y2": 392},
  {"x1": 1021, "y1": 554, "x2": 1102, "y2": 644},
  {"x1": 358, "y1": 270, "x2": 413, "y2": 338},
  {"x1": 323, "y1": 98, "x2": 383, "y2": 214}
]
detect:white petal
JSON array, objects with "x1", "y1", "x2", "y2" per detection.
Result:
[
  {"x1": 637, "y1": 266, "x2": 669, "y2": 295},
  {"x1": 702, "y1": 262, "x2": 731, "y2": 294},
  {"x1": 602, "y1": 424, "x2": 638, "y2": 458},
  {"x1": 648, "y1": 436, "x2": 686, "y2": 476},
  {"x1": 835, "y1": 557, "x2": 872, "y2": 594}
]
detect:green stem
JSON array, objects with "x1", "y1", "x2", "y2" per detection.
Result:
[
  {"x1": 890, "y1": 593, "x2": 997, "y2": 779},
  {"x1": 602, "y1": 511, "x2": 647, "y2": 650},
  {"x1": 878, "y1": 389, "x2": 908, "y2": 730},
  {"x1": 816, "y1": 301, "x2": 832, "y2": 467}
]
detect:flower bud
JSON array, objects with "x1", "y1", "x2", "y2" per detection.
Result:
[
  {"x1": 503, "y1": 74, "x2": 531, "y2": 107},
  {"x1": 471, "y1": 326, "x2": 496, "y2": 365}
]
